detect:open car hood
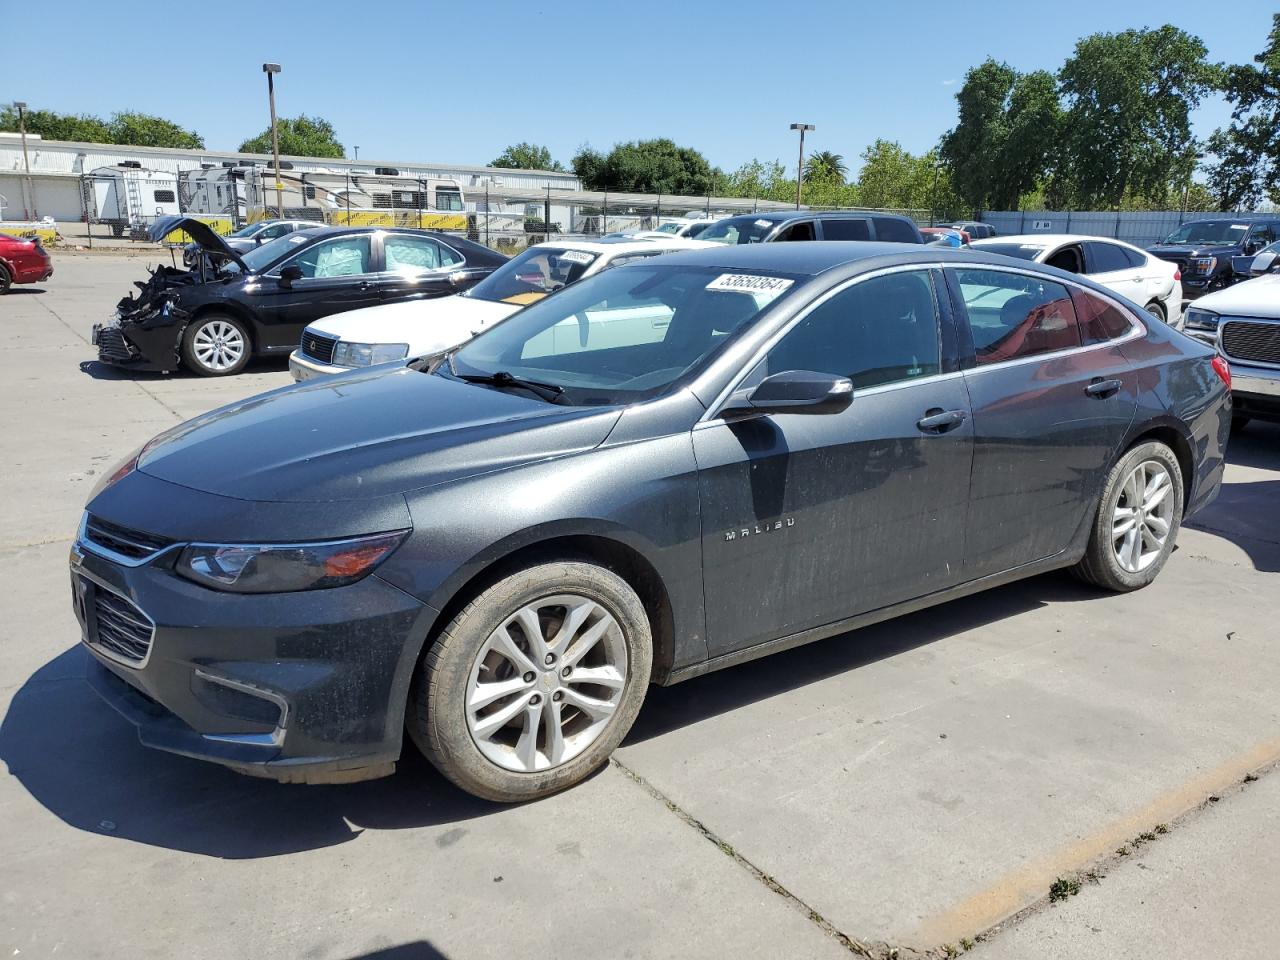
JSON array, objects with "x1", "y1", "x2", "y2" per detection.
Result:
[{"x1": 149, "y1": 216, "x2": 247, "y2": 270}]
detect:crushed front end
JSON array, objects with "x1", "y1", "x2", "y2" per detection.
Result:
[{"x1": 92, "y1": 266, "x2": 194, "y2": 373}]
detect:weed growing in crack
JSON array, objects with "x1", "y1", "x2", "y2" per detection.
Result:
[
  {"x1": 960, "y1": 937, "x2": 975, "y2": 952},
  {"x1": 1116, "y1": 845, "x2": 1131, "y2": 856},
  {"x1": 1049, "y1": 877, "x2": 1082, "y2": 901},
  {"x1": 1154, "y1": 823, "x2": 1169, "y2": 835}
]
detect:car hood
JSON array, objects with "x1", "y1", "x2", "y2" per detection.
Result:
[
  {"x1": 1191, "y1": 273, "x2": 1280, "y2": 318},
  {"x1": 1148, "y1": 243, "x2": 1236, "y2": 258},
  {"x1": 306, "y1": 295, "x2": 520, "y2": 348},
  {"x1": 150, "y1": 216, "x2": 247, "y2": 269},
  {"x1": 137, "y1": 366, "x2": 623, "y2": 502}
]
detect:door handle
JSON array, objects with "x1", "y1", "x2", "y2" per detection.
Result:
[
  {"x1": 916, "y1": 408, "x2": 967, "y2": 433},
  {"x1": 1085, "y1": 378, "x2": 1122, "y2": 398},
  {"x1": 355, "y1": 280, "x2": 373, "y2": 290}
]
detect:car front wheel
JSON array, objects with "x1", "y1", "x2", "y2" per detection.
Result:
[
  {"x1": 409, "y1": 561, "x2": 653, "y2": 802},
  {"x1": 1074, "y1": 441, "x2": 1184, "y2": 592},
  {"x1": 181, "y1": 313, "x2": 250, "y2": 376}
]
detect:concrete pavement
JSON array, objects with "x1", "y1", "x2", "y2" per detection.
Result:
[{"x1": 2, "y1": 253, "x2": 1279, "y2": 959}]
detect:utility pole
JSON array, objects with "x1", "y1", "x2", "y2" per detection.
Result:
[
  {"x1": 262, "y1": 63, "x2": 283, "y2": 218},
  {"x1": 14, "y1": 101, "x2": 34, "y2": 220},
  {"x1": 790, "y1": 123, "x2": 815, "y2": 210},
  {"x1": 354, "y1": 146, "x2": 360, "y2": 161}
]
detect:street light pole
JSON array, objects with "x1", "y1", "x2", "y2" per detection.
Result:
[
  {"x1": 262, "y1": 63, "x2": 283, "y2": 218},
  {"x1": 14, "y1": 101, "x2": 33, "y2": 220},
  {"x1": 790, "y1": 123, "x2": 815, "y2": 210},
  {"x1": 354, "y1": 146, "x2": 359, "y2": 161}
]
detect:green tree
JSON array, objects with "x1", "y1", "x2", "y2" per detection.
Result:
[
  {"x1": 1054, "y1": 25, "x2": 1220, "y2": 209},
  {"x1": 239, "y1": 115, "x2": 344, "y2": 158},
  {"x1": 572, "y1": 138, "x2": 719, "y2": 195},
  {"x1": 0, "y1": 105, "x2": 203, "y2": 147},
  {"x1": 940, "y1": 60, "x2": 1061, "y2": 212},
  {"x1": 855, "y1": 141, "x2": 962, "y2": 217},
  {"x1": 723, "y1": 159, "x2": 794, "y2": 203},
  {"x1": 107, "y1": 112, "x2": 203, "y2": 149},
  {"x1": 1206, "y1": 13, "x2": 1280, "y2": 209},
  {"x1": 804, "y1": 150, "x2": 848, "y2": 183},
  {"x1": 490, "y1": 142, "x2": 564, "y2": 171}
]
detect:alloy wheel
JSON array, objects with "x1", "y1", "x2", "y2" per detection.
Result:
[
  {"x1": 1112, "y1": 460, "x2": 1175, "y2": 573},
  {"x1": 465, "y1": 594, "x2": 628, "y2": 773},
  {"x1": 191, "y1": 319, "x2": 246, "y2": 372}
]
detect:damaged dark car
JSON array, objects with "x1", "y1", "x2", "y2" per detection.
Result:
[{"x1": 92, "y1": 217, "x2": 506, "y2": 376}]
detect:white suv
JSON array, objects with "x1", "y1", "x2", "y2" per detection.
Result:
[{"x1": 289, "y1": 235, "x2": 713, "y2": 380}]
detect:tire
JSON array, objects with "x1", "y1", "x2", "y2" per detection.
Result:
[
  {"x1": 0, "y1": 263, "x2": 10, "y2": 294},
  {"x1": 409, "y1": 561, "x2": 652, "y2": 802},
  {"x1": 180, "y1": 313, "x2": 251, "y2": 377},
  {"x1": 1145, "y1": 300, "x2": 1166, "y2": 323},
  {"x1": 1074, "y1": 441, "x2": 1184, "y2": 592},
  {"x1": 1231, "y1": 415, "x2": 1250, "y2": 434}
]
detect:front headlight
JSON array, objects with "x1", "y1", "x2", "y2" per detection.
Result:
[
  {"x1": 1190, "y1": 256, "x2": 1217, "y2": 275},
  {"x1": 176, "y1": 530, "x2": 408, "y2": 593},
  {"x1": 331, "y1": 341, "x2": 410, "y2": 367},
  {"x1": 1184, "y1": 308, "x2": 1221, "y2": 331}
]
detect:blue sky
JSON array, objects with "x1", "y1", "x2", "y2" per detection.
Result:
[{"x1": 4, "y1": 1, "x2": 1272, "y2": 177}]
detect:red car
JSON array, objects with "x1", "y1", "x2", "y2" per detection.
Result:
[{"x1": 0, "y1": 233, "x2": 54, "y2": 293}]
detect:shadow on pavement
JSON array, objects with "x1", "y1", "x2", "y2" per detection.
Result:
[
  {"x1": 340, "y1": 944, "x2": 450, "y2": 960},
  {"x1": 78, "y1": 358, "x2": 288, "y2": 382},
  {"x1": 0, "y1": 647, "x2": 502, "y2": 859},
  {"x1": 1185, "y1": 420, "x2": 1280, "y2": 572},
  {"x1": 3, "y1": 286, "x2": 47, "y2": 294},
  {"x1": 628, "y1": 568, "x2": 1099, "y2": 743}
]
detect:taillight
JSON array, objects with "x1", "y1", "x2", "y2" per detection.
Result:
[
  {"x1": 1173, "y1": 269, "x2": 1181, "y2": 282},
  {"x1": 1211, "y1": 355, "x2": 1231, "y2": 390}
]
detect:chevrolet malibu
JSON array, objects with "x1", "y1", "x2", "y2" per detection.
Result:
[{"x1": 72, "y1": 243, "x2": 1230, "y2": 801}]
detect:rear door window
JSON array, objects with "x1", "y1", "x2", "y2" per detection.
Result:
[
  {"x1": 954, "y1": 268, "x2": 1081, "y2": 365},
  {"x1": 1084, "y1": 241, "x2": 1133, "y2": 275},
  {"x1": 384, "y1": 234, "x2": 463, "y2": 273},
  {"x1": 820, "y1": 218, "x2": 871, "y2": 241}
]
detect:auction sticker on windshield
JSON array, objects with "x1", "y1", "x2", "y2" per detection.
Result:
[
  {"x1": 706, "y1": 274, "x2": 794, "y2": 296},
  {"x1": 558, "y1": 250, "x2": 594, "y2": 264}
]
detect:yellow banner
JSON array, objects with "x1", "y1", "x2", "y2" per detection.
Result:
[
  {"x1": 328, "y1": 210, "x2": 468, "y2": 231},
  {"x1": 160, "y1": 216, "x2": 236, "y2": 244},
  {"x1": 0, "y1": 223, "x2": 60, "y2": 244}
]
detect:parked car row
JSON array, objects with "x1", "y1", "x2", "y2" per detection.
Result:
[{"x1": 74, "y1": 238, "x2": 1232, "y2": 800}]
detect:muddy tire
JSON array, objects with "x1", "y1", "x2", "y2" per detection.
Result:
[
  {"x1": 181, "y1": 313, "x2": 251, "y2": 377},
  {"x1": 408, "y1": 561, "x2": 652, "y2": 802},
  {"x1": 1074, "y1": 441, "x2": 1184, "y2": 592}
]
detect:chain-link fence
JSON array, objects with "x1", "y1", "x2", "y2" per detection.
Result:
[{"x1": 70, "y1": 164, "x2": 937, "y2": 252}]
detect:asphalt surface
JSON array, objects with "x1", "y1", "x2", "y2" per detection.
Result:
[{"x1": 2, "y1": 253, "x2": 1278, "y2": 959}]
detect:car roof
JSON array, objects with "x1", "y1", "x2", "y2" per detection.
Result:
[
  {"x1": 644, "y1": 241, "x2": 999, "y2": 275},
  {"x1": 973, "y1": 234, "x2": 1148, "y2": 252},
  {"x1": 721, "y1": 209, "x2": 912, "y2": 225},
  {"x1": 531, "y1": 236, "x2": 713, "y2": 254}
]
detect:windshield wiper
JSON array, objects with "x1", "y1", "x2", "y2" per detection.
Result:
[{"x1": 455, "y1": 369, "x2": 566, "y2": 403}]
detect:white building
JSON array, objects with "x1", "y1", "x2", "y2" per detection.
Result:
[{"x1": 0, "y1": 133, "x2": 581, "y2": 222}]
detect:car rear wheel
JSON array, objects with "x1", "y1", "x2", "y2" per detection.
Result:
[
  {"x1": 1074, "y1": 441, "x2": 1184, "y2": 592},
  {"x1": 181, "y1": 314, "x2": 250, "y2": 376},
  {"x1": 1145, "y1": 300, "x2": 1166, "y2": 322},
  {"x1": 0, "y1": 263, "x2": 11, "y2": 294},
  {"x1": 408, "y1": 561, "x2": 652, "y2": 802}
]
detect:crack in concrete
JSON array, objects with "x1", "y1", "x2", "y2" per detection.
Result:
[{"x1": 610, "y1": 758, "x2": 907, "y2": 958}]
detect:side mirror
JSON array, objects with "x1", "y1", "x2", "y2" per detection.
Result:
[
  {"x1": 278, "y1": 264, "x2": 303, "y2": 288},
  {"x1": 722, "y1": 370, "x2": 853, "y2": 417}
]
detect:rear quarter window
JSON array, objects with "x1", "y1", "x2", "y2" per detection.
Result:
[
  {"x1": 1071, "y1": 288, "x2": 1135, "y2": 344},
  {"x1": 873, "y1": 218, "x2": 920, "y2": 243}
]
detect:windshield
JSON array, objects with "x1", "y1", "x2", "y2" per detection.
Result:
[
  {"x1": 1162, "y1": 221, "x2": 1249, "y2": 246},
  {"x1": 448, "y1": 264, "x2": 798, "y2": 405},
  {"x1": 228, "y1": 231, "x2": 314, "y2": 274},
  {"x1": 970, "y1": 241, "x2": 1044, "y2": 260},
  {"x1": 699, "y1": 216, "x2": 777, "y2": 245},
  {"x1": 652, "y1": 222, "x2": 683, "y2": 234},
  {"x1": 463, "y1": 246, "x2": 601, "y2": 304},
  {"x1": 228, "y1": 223, "x2": 265, "y2": 238}
]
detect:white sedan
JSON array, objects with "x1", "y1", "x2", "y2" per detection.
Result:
[
  {"x1": 971, "y1": 234, "x2": 1183, "y2": 328},
  {"x1": 289, "y1": 235, "x2": 714, "y2": 380}
]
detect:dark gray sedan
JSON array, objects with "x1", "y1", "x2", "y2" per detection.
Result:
[{"x1": 72, "y1": 243, "x2": 1230, "y2": 801}]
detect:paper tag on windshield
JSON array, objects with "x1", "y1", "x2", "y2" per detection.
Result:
[
  {"x1": 557, "y1": 250, "x2": 594, "y2": 264},
  {"x1": 754, "y1": 219, "x2": 773, "y2": 229},
  {"x1": 706, "y1": 274, "x2": 794, "y2": 295}
]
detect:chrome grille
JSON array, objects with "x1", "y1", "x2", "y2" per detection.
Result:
[
  {"x1": 90, "y1": 582, "x2": 154, "y2": 664},
  {"x1": 96, "y1": 327, "x2": 135, "y2": 362},
  {"x1": 301, "y1": 331, "x2": 337, "y2": 364},
  {"x1": 1153, "y1": 253, "x2": 1188, "y2": 274},
  {"x1": 84, "y1": 515, "x2": 172, "y2": 562},
  {"x1": 1221, "y1": 319, "x2": 1280, "y2": 366}
]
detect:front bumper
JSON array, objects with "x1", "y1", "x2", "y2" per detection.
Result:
[
  {"x1": 289, "y1": 349, "x2": 349, "y2": 381},
  {"x1": 1231, "y1": 365, "x2": 1280, "y2": 421},
  {"x1": 70, "y1": 534, "x2": 434, "y2": 783}
]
